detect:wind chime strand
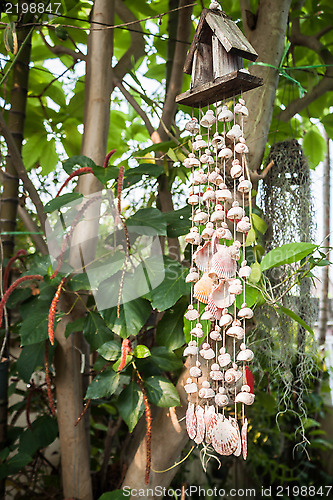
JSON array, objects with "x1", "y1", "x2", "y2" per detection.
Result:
[{"x1": 183, "y1": 98, "x2": 254, "y2": 460}]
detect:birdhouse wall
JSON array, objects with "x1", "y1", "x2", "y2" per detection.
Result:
[
  {"x1": 212, "y1": 34, "x2": 243, "y2": 79},
  {"x1": 191, "y1": 43, "x2": 213, "y2": 90}
]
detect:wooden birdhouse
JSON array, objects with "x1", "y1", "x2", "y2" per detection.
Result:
[{"x1": 176, "y1": 6, "x2": 263, "y2": 107}]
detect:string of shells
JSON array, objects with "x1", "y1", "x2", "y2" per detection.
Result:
[{"x1": 183, "y1": 98, "x2": 255, "y2": 460}]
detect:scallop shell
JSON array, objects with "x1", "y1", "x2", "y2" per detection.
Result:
[
  {"x1": 218, "y1": 352, "x2": 231, "y2": 368},
  {"x1": 207, "y1": 296, "x2": 223, "y2": 321},
  {"x1": 235, "y1": 391, "x2": 255, "y2": 405},
  {"x1": 194, "y1": 273, "x2": 214, "y2": 304},
  {"x1": 190, "y1": 366, "x2": 202, "y2": 378},
  {"x1": 232, "y1": 419, "x2": 242, "y2": 457},
  {"x1": 211, "y1": 245, "x2": 237, "y2": 279},
  {"x1": 186, "y1": 402, "x2": 196, "y2": 440},
  {"x1": 204, "y1": 405, "x2": 217, "y2": 445},
  {"x1": 194, "y1": 405, "x2": 205, "y2": 444},
  {"x1": 210, "y1": 280, "x2": 235, "y2": 309},
  {"x1": 193, "y1": 241, "x2": 212, "y2": 272},
  {"x1": 211, "y1": 415, "x2": 239, "y2": 455},
  {"x1": 241, "y1": 418, "x2": 248, "y2": 460},
  {"x1": 184, "y1": 306, "x2": 199, "y2": 322}
]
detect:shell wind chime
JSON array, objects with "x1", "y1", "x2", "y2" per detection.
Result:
[{"x1": 177, "y1": 1, "x2": 263, "y2": 460}]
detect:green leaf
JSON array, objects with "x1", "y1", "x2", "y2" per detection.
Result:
[
  {"x1": 103, "y1": 298, "x2": 152, "y2": 339},
  {"x1": 124, "y1": 163, "x2": 163, "y2": 177},
  {"x1": 98, "y1": 340, "x2": 122, "y2": 361},
  {"x1": 19, "y1": 416, "x2": 58, "y2": 456},
  {"x1": 156, "y1": 299, "x2": 186, "y2": 350},
  {"x1": 145, "y1": 376, "x2": 180, "y2": 407},
  {"x1": 150, "y1": 258, "x2": 190, "y2": 311},
  {"x1": 245, "y1": 227, "x2": 256, "y2": 246},
  {"x1": 67, "y1": 273, "x2": 91, "y2": 291},
  {"x1": 117, "y1": 382, "x2": 145, "y2": 432},
  {"x1": 65, "y1": 317, "x2": 85, "y2": 338},
  {"x1": 16, "y1": 343, "x2": 47, "y2": 383},
  {"x1": 251, "y1": 213, "x2": 267, "y2": 234},
  {"x1": 0, "y1": 453, "x2": 32, "y2": 480},
  {"x1": 22, "y1": 133, "x2": 47, "y2": 170},
  {"x1": 62, "y1": 155, "x2": 96, "y2": 175},
  {"x1": 164, "y1": 205, "x2": 192, "y2": 238},
  {"x1": 302, "y1": 127, "x2": 327, "y2": 168},
  {"x1": 44, "y1": 192, "x2": 83, "y2": 213},
  {"x1": 167, "y1": 147, "x2": 178, "y2": 163},
  {"x1": 126, "y1": 207, "x2": 167, "y2": 236},
  {"x1": 279, "y1": 305, "x2": 314, "y2": 336},
  {"x1": 19, "y1": 312, "x2": 49, "y2": 346},
  {"x1": 92, "y1": 165, "x2": 119, "y2": 184},
  {"x1": 260, "y1": 242, "x2": 317, "y2": 271},
  {"x1": 85, "y1": 369, "x2": 120, "y2": 399},
  {"x1": 322, "y1": 114, "x2": 333, "y2": 140},
  {"x1": 40, "y1": 138, "x2": 59, "y2": 175},
  {"x1": 83, "y1": 311, "x2": 114, "y2": 350},
  {"x1": 132, "y1": 345, "x2": 151, "y2": 358},
  {"x1": 249, "y1": 262, "x2": 262, "y2": 283},
  {"x1": 150, "y1": 346, "x2": 183, "y2": 372}
]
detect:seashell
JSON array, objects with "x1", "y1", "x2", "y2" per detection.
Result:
[
  {"x1": 237, "y1": 216, "x2": 251, "y2": 233},
  {"x1": 200, "y1": 152, "x2": 210, "y2": 164},
  {"x1": 239, "y1": 98, "x2": 246, "y2": 106},
  {"x1": 229, "y1": 240, "x2": 241, "y2": 261},
  {"x1": 200, "y1": 109, "x2": 216, "y2": 128},
  {"x1": 226, "y1": 320, "x2": 244, "y2": 340},
  {"x1": 202, "y1": 187, "x2": 216, "y2": 202},
  {"x1": 193, "y1": 134, "x2": 207, "y2": 150},
  {"x1": 226, "y1": 124, "x2": 243, "y2": 141},
  {"x1": 211, "y1": 415, "x2": 239, "y2": 455},
  {"x1": 199, "y1": 346, "x2": 215, "y2": 360},
  {"x1": 216, "y1": 187, "x2": 233, "y2": 202},
  {"x1": 185, "y1": 117, "x2": 199, "y2": 135},
  {"x1": 184, "y1": 226, "x2": 202, "y2": 245},
  {"x1": 241, "y1": 384, "x2": 251, "y2": 392},
  {"x1": 201, "y1": 306, "x2": 215, "y2": 321},
  {"x1": 193, "y1": 241, "x2": 212, "y2": 272},
  {"x1": 205, "y1": 151, "x2": 215, "y2": 164},
  {"x1": 204, "y1": 405, "x2": 217, "y2": 445},
  {"x1": 234, "y1": 102, "x2": 243, "y2": 114},
  {"x1": 238, "y1": 178, "x2": 252, "y2": 194},
  {"x1": 188, "y1": 193, "x2": 199, "y2": 205},
  {"x1": 190, "y1": 366, "x2": 202, "y2": 378},
  {"x1": 207, "y1": 297, "x2": 223, "y2": 321},
  {"x1": 212, "y1": 133, "x2": 225, "y2": 149},
  {"x1": 208, "y1": 170, "x2": 218, "y2": 183},
  {"x1": 212, "y1": 173, "x2": 223, "y2": 186},
  {"x1": 193, "y1": 210, "x2": 209, "y2": 224},
  {"x1": 215, "y1": 393, "x2": 229, "y2": 407},
  {"x1": 202, "y1": 380, "x2": 210, "y2": 388},
  {"x1": 219, "y1": 310, "x2": 233, "y2": 327},
  {"x1": 218, "y1": 347, "x2": 231, "y2": 367},
  {"x1": 231, "y1": 418, "x2": 242, "y2": 457},
  {"x1": 194, "y1": 273, "x2": 214, "y2": 304},
  {"x1": 186, "y1": 402, "x2": 196, "y2": 440},
  {"x1": 190, "y1": 323, "x2": 204, "y2": 338},
  {"x1": 241, "y1": 418, "x2": 248, "y2": 460},
  {"x1": 211, "y1": 245, "x2": 237, "y2": 279},
  {"x1": 234, "y1": 142, "x2": 247, "y2": 154},
  {"x1": 238, "y1": 303, "x2": 254, "y2": 319},
  {"x1": 237, "y1": 346, "x2": 254, "y2": 362},
  {"x1": 210, "y1": 204, "x2": 225, "y2": 222},
  {"x1": 184, "y1": 305, "x2": 200, "y2": 322},
  {"x1": 216, "y1": 223, "x2": 233, "y2": 241},
  {"x1": 227, "y1": 203, "x2": 244, "y2": 221},
  {"x1": 209, "y1": 330, "x2": 221, "y2": 341},
  {"x1": 230, "y1": 163, "x2": 243, "y2": 178},
  {"x1": 199, "y1": 387, "x2": 215, "y2": 398},
  {"x1": 224, "y1": 369, "x2": 236, "y2": 384},
  {"x1": 193, "y1": 169, "x2": 207, "y2": 185},
  {"x1": 210, "y1": 280, "x2": 235, "y2": 309},
  {"x1": 184, "y1": 377, "x2": 198, "y2": 393},
  {"x1": 240, "y1": 105, "x2": 248, "y2": 116},
  {"x1": 187, "y1": 153, "x2": 200, "y2": 167},
  {"x1": 201, "y1": 222, "x2": 215, "y2": 240},
  {"x1": 239, "y1": 261, "x2": 252, "y2": 278},
  {"x1": 232, "y1": 158, "x2": 240, "y2": 166},
  {"x1": 194, "y1": 405, "x2": 205, "y2": 444},
  {"x1": 210, "y1": 368, "x2": 223, "y2": 380},
  {"x1": 186, "y1": 267, "x2": 200, "y2": 283},
  {"x1": 217, "y1": 105, "x2": 234, "y2": 122},
  {"x1": 183, "y1": 343, "x2": 198, "y2": 356},
  {"x1": 218, "y1": 147, "x2": 233, "y2": 159},
  {"x1": 239, "y1": 68, "x2": 250, "y2": 74},
  {"x1": 235, "y1": 391, "x2": 255, "y2": 405},
  {"x1": 228, "y1": 278, "x2": 243, "y2": 296},
  {"x1": 209, "y1": 0, "x2": 222, "y2": 11}
]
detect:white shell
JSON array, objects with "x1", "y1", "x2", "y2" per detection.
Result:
[
  {"x1": 237, "y1": 216, "x2": 251, "y2": 233},
  {"x1": 184, "y1": 227, "x2": 202, "y2": 245},
  {"x1": 187, "y1": 153, "x2": 200, "y2": 167},
  {"x1": 210, "y1": 205, "x2": 225, "y2": 222},
  {"x1": 204, "y1": 405, "x2": 217, "y2": 445},
  {"x1": 193, "y1": 169, "x2": 207, "y2": 184},
  {"x1": 227, "y1": 205, "x2": 244, "y2": 221},
  {"x1": 241, "y1": 418, "x2": 248, "y2": 460},
  {"x1": 219, "y1": 311, "x2": 233, "y2": 327},
  {"x1": 216, "y1": 187, "x2": 233, "y2": 202},
  {"x1": 200, "y1": 109, "x2": 216, "y2": 128},
  {"x1": 211, "y1": 415, "x2": 239, "y2": 455},
  {"x1": 188, "y1": 193, "x2": 199, "y2": 205},
  {"x1": 194, "y1": 405, "x2": 205, "y2": 444},
  {"x1": 215, "y1": 393, "x2": 229, "y2": 407},
  {"x1": 186, "y1": 402, "x2": 196, "y2": 439},
  {"x1": 184, "y1": 381, "x2": 198, "y2": 393},
  {"x1": 226, "y1": 124, "x2": 243, "y2": 141},
  {"x1": 233, "y1": 420, "x2": 242, "y2": 457},
  {"x1": 217, "y1": 105, "x2": 233, "y2": 122},
  {"x1": 226, "y1": 321, "x2": 244, "y2": 340},
  {"x1": 230, "y1": 163, "x2": 243, "y2": 179},
  {"x1": 238, "y1": 179, "x2": 252, "y2": 194},
  {"x1": 184, "y1": 306, "x2": 200, "y2": 322},
  {"x1": 218, "y1": 147, "x2": 233, "y2": 159},
  {"x1": 183, "y1": 344, "x2": 198, "y2": 356},
  {"x1": 201, "y1": 306, "x2": 215, "y2": 321},
  {"x1": 235, "y1": 391, "x2": 255, "y2": 405},
  {"x1": 228, "y1": 278, "x2": 243, "y2": 296},
  {"x1": 193, "y1": 210, "x2": 209, "y2": 224},
  {"x1": 190, "y1": 323, "x2": 204, "y2": 338},
  {"x1": 211, "y1": 245, "x2": 237, "y2": 279},
  {"x1": 237, "y1": 348, "x2": 254, "y2": 362},
  {"x1": 199, "y1": 347, "x2": 215, "y2": 360},
  {"x1": 212, "y1": 133, "x2": 225, "y2": 149},
  {"x1": 193, "y1": 241, "x2": 212, "y2": 273},
  {"x1": 210, "y1": 369, "x2": 223, "y2": 380},
  {"x1": 193, "y1": 135, "x2": 207, "y2": 150},
  {"x1": 238, "y1": 305, "x2": 254, "y2": 319},
  {"x1": 238, "y1": 265, "x2": 252, "y2": 278},
  {"x1": 201, "y1": 223, "x2": 215, "y2": 240},
  {"x1": 186, "y1": 268, "x2": 200, "y2": 283},
  {"x1": 190, "y1": 366, "x2": 202, "y2": 378},
  {"x1": 185, "y1": 118, "x2": 199, "y2": 135},
  {"x1": 218, "y1": 352, "x2": 231, "y2": 368},
  {"x1": 209, "y1": 330, "x2": 221, "y2": 341},
  {"x1": 202, "y1": 188, "x2": 216, "y2": 202},
  {"x1": 210, "y1": 280, "x2": 235, "y2": 309}
]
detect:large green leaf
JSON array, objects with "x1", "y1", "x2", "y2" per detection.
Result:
[
  {"x1": 62, "y1": 155, "x2": 96, "y2": 175},
  {"x1": 144, "y1": 376, "x2": 180, "y2": 407},
  {"x1": 278, "y1": 305, "x2": 314, "y2": 336},
  {"x1": 164, "y1": 205, "x2": 192, "y2": 238},
  {"x1": 85, "y1": 369, "x2": 120, "y2": 399},
  {"x1": 44, "y1": 192, "x2": 83, "y2": 213},
  {"x1": 260, "y1": 242, "x2": 317, "y2": 271},
  {"x1": 322, "y1": 114, "x2": 333, "y2": 140},
  {"x1": 92, "y1": 165, "x2": 119, "y2": 184},
  {"x1": 40, "y1": 138, "x2": 59, "y2": 175},
  {"x1": 103, "y1": 298, "x2": 152, "y2": 339},
  {"x1": 150, "y1": 257, "x2": 190, "y2": 311},
  {"x1": 124, "y1": 163, "x2": 163, "y2": 177},
  {"x1": 156, "y1": 299, "x2": 186, "y2": 349},
  {"x1": 16, "y1": 343, "x2": 49, "y2": 383},
  {"x1": 19, "y1": 416, "x2": 58, "y2": 456},
  {"x1": 150, "y1": 346, "x2": 183, "y2": 372},
  {"x1": 302, "y1": 127, "x2": 327, "y2": 169},
  {"x1": 116, "y1": 382, "x2": 145, "y2": 432},
  {"x1": 19, "y1": 312, "x2": 49, "y2": 346},
  {"x1": 126, "y1": 207, "x2": 167, "y2": 236},
  {"x1": 83, "y1": 311, "x2": 114, "y2": 350},
  {"x1": 132, "y1": 345, "x2": 151, "y2": 358},
  {"x1": 98, "y1": 340, "x2": 122, "y2": 361}
]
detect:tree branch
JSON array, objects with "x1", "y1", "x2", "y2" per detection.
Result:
[
  {"x1": 0, "y1": 111, "x2": 46, "y2": 231},
  {"x1": 39, "y1": 30, "x2": 87, "y2": 62},
  {"x1": 116, "y1": 80, "x2": 155, "y2": 136},
  {"x1": 17, "y1": 202, "x2": 48, "y2": 255},
  {"x1": 315, "y1": 25, "x2": 333, "y2": 40}
]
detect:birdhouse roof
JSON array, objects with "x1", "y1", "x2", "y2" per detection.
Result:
[{"x1": 184, "y1": 8, "x2": 258, "y2": 75}]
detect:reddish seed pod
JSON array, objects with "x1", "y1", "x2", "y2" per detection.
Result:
[
  {"x1": 118, "y1": 338, "x2": 132, "y2": 372},
  {"x1": 48, "y1": 277, "x2": 66, "y2": 345}
]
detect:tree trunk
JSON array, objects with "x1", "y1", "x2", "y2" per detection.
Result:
[
  {"x1": 319, "y1": 132, "x2": 330, "y2": 346},
  {"x1": 54, "y1": 1, "x2": 114, "y2": 499},
  {"x1": 0, "y1": 21, "x2": 31, "y2": 498}
]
